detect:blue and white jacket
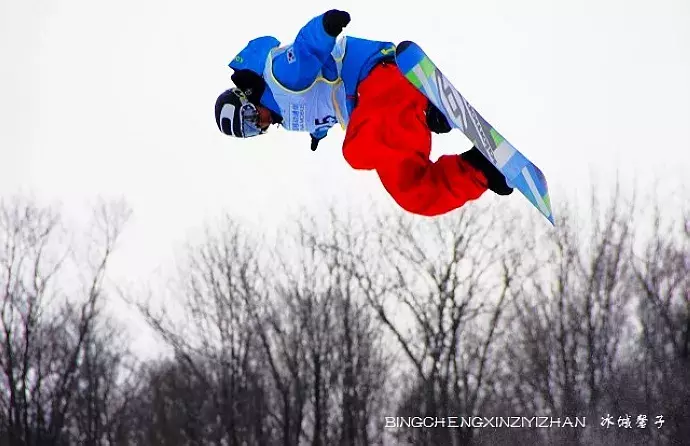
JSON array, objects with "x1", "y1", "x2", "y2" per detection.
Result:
[{"x1": 228, "y1": 12, "x2": 395, "y2": 142}]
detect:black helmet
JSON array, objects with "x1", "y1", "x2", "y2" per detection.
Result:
[{"x1": 214, "y1": 88, "x2": 265, "y2": 138}]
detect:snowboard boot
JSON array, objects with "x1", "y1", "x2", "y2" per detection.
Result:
[
  {"x1": 461, "y1": 147, "x2": 514, "y2": 196},
  {"x1": 426, "y1": 100, "x2": 452, "y2": 134}
]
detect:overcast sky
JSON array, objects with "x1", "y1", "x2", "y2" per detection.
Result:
[{"x1": 1, "y1": 0, "x2": 688, "y2": 349}]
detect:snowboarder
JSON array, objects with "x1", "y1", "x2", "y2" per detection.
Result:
[{"x1": 214, "y1": 9, "x2": 513, "y2": 217}]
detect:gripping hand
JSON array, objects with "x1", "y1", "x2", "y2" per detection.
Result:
[
  {"x1": 322, "y1": 10, "x2": 350, "y2": 37},
  {"x1": 310, "y1": 134, "x2": 325, "y2": 151}
]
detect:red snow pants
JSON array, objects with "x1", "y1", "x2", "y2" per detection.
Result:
[{"x1": 342, "y1": 62, "x2": 488, "y2": 217}]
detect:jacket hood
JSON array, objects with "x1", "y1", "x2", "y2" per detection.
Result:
[{"x1": 228, "y1": 36, "x2": 282, "y2": 116}]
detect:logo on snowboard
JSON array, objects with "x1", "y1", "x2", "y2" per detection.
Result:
[{"x1": 435, "y1": 70, "x2": 497, "y2": 164}]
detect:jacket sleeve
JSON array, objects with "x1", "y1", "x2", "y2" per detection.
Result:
[{"x1": 271, "y1": 13, "x2": 336, "y2": 91}]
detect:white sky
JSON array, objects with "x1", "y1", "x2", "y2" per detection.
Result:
[{"x1": 1, "y1": 0, "x2": 688, "y2": 351}]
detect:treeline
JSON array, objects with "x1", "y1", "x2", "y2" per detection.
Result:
[{"x1": 0, "y1": 189, "x2": 687, "y2": 446}]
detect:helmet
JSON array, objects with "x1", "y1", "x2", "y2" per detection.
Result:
[{"x1": 214, "y1": 88, "x2": 265, "y2": 138}]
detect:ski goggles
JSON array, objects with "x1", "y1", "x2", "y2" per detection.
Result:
[{"x1": 238, "y1": 101, "x2": 264, "y2": 138}]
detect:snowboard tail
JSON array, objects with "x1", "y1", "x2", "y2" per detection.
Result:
[{"x1": 395, "y1": 41, "x2": 554, "y2": 225}]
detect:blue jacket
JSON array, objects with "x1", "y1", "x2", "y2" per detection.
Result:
[{"x1": 228, "y1": 13, "x2": 395, "y2": 134}]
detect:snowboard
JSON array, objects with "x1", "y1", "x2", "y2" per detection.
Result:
[{"x1": 395, "y1": 40, "x2": 555, "y2": 225}]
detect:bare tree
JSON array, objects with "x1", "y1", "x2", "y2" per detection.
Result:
[
  {"x1": 272, "y1": 210, "x2": 392, "y2": 446},
  {"x1": 630, "y1": 206, "x2": 689, "y2": 444},
  {"x1": 134, "y1": 209, "x2": 392, "y2": 446},
  {"x1": 134, "y1": 215, "x2": 273, "y2": 445},
  {"x1": 68, "y1": 317, "x2": 142, "y2": 446},
  {"x1": 333, "y1": 202, "x2": 524, "y2": 446},
  {"x1": 5, "y1": 180, "x2": 687, "y2": 446},
  {"x1": 502, "y1": 186, "x2": 642, "y2": 445},
  {"x1": 121, "y1": 353, "x2": 270, "y2": 446},
  {"x1": 0, "y1": 196, "x2": 132, "y2": 445}
]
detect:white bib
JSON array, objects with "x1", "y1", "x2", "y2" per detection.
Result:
[{"x1": 263, "y1": 38, "x2": 350, "y2": 136}]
